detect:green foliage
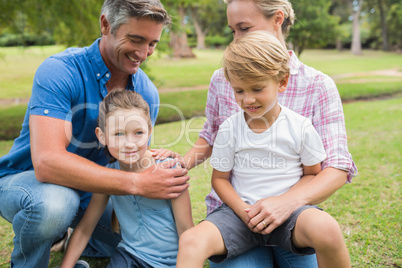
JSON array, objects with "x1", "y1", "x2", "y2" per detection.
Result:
[
  {"x1": 0, "y1": 33, "x2": 54, "y2": 47},
  {"x1": 288, "y1": 0, "x2": 339, "y2": 55}
]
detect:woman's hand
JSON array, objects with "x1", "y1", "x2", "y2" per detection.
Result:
[{"x1": 151, "y1": 148, "x2": 187, "y2": 169}]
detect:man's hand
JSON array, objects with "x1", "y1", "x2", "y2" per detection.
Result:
[
  {"x1": 246, "y1": 195, "x2": 299, "y2": 235},
  {"x1": 134, "y1": 159, "x2": 190, "y2": 199}
]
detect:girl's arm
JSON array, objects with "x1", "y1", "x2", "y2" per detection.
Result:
[
  {"x1": 60, "y1": 193, "x2": 110, "y2": 268},
  {"x1": 171, "y1": 188, "x2": 194, "y2": 236},
  {"x1": 212, "y1": 169, "x2": 250, "y2": 224}
]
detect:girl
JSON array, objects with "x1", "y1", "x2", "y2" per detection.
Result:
[
  {"x1": 61, "y1": 90, "x2": 193, "y2": 268},
  {"x1": 176, "y1": 31, "x2": 350, "y2": 268}
]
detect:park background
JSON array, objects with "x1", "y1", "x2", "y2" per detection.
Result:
[{"x1": 0, "y1": 0, "x2": 401, "y2": 267}]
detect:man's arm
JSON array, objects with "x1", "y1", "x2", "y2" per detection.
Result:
[{"x1": 30, "y1": 115, "x2": 189, "y2": 198}]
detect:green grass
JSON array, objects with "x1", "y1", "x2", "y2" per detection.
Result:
[
  {"x1": 299, "y1": 49, "x2": 402, "y2": 76},
  {"x1": 148, "y1": 49, "x2": 223, "y2": 89},
  {"x1": 0, "y1": 46, "x2": 65, "y2": 99},
  {"x1": 1, "y1": 97, "x2": 401, "y2": 267},
  {"x1": 1, "y1": 47, "x2": 401, "y2": 100}
]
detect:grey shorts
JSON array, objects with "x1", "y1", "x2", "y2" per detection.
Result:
[{"x1": 205, "y1": 204, "x2": 320, "y2": 263}]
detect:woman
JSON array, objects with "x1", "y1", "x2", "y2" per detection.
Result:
[{"x1": 183, "y1": 0, "x2": 357, "y2": 267}]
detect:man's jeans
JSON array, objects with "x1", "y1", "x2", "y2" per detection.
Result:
[
  {"x1": 209, "y1": 238, "x2": 318, "y2": 268},
  {"x1": 0, "y1": 171, "x2": 120, "y2": 268}
]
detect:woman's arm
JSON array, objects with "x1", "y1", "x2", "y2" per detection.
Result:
[
  {"x1": 60, "y1": 194, "x2": 110, "y2": 268},
  {"x1": 212, "y1": 169, "x2": 250, "y2": 224},
  {"x1": 184, "y1": 137, "x2": 212, "y2": 170},
  {"x1": 171, "y1": 189, "x2": 194, "y2": 236}
]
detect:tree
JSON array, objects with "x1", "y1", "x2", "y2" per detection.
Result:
[
  {"x1": 350, "y1": 0, "x2": 363, "y2": 55},
  {"x1": 162, "y1": 0, "x2": 195, "y2": 58},
  {"x1": 288, "y1": 0, "x2": 339, "y2": 56},
  {"x1": 0, "y1": 0, "x2": 101, "y2": 47},
  {"x1": 188, "y1": 0, "x2": 226, "y2": 49}
]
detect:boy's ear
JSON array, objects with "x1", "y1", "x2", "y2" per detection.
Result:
[
  {"x1": 278, "y1": 74, "x2": 289, "y2": 93},
  {"x1": 95, "y1": 127, "x2": 106, "y2": 146}
]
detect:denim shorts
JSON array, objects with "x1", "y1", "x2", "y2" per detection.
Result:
[
  {"x1": 205, "y1": 204, "x2": 319, "y2": 263},
  {"x1": 107, "y1": 247, "x2": 153, "y2": 268}
]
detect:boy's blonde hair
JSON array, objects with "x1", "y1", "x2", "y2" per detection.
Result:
[
  {"x1": 224, "y1": 0, "x2": 295, "y2": 37},
  {"x1": 223, "y1": 31, "x2": 290, "y2": 84}
]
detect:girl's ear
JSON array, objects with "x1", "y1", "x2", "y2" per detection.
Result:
[
  {"x1": 278, "y1": 74, "x2": 289, "y2": 93},
  {"x1": 95, "y1": 127, "x2": 106, "y2": 146},
  {"x1": 273, "y1": 10, "x2": 285, "y2": 28}
]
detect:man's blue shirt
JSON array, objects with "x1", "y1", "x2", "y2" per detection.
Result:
[{"x1": 0, "y1": 38, "x2": 160, "y2": 180}]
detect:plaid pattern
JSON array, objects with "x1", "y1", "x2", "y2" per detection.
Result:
[{"x1": 200, "y1": 51, "x2": 358, "y2": 214}]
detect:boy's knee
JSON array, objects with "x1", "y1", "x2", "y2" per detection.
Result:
[
  {"x1": 303, "y1": 211, "x2": 343, "y2": 248},
  {"x1": 179, "y1": 228, "x2": 203, "y2": 253}
]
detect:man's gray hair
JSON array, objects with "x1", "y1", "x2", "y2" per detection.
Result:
[{"x1": 101, "y1": 0, "x2": 171, "y2": 35}]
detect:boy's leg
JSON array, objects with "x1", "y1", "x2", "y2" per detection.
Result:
[
  {"x1": 0, "y1": 171, "x2": 80, "y2": 268},
  {"x1": 292, "y1": 208, "x2": 351, "y2": 268},
  {"x1": 177, "y1": 220, "x2": 226, "y2": 268}
]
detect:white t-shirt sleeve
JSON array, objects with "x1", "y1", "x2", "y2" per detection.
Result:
[
  {"x1": 210, "y1": 119, "x2": 236, "y2": 172},
  {"x1": 300, "y1": 119, "x2": 327, "y2": 166}
]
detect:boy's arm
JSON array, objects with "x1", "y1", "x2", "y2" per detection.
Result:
[
  {"x1": 61, "y1": 194, "x2": 110, "y2": 268},
  {"x1": 171, "y1": 188, "x2": 194, "y2": 237},
  {"x1": 212, "y1": 169, "x2": 250, "y2": 224}
]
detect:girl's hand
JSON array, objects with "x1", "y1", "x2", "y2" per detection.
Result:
[{"x1": 151, "y1": 148, "x2": 187, "y2": 169}]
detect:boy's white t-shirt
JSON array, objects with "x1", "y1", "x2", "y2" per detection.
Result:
[{"x1": 210, "y1": 105, "x2": 327, "y2": 205}]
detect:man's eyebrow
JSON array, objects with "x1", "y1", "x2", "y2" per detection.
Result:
[{"x1": 126, "y1": 34, "x2": 159, "y2": 43}]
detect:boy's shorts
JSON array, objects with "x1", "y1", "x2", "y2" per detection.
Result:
[{"x1": 205, "y1": 204, "x2": 320, "y2": 263}]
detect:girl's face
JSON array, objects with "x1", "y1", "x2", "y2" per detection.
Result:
[
  {"x1": 226, "y1": 0, "x2": 278, "y2": 40},
  {"x1": 97, "y1": 108, "x2": 151, "y2": 168},
  {"x1": 231, "y1": 77, "x2": 288, "y2": 122}
]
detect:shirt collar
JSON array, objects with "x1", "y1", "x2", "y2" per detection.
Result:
[
  {"x1": 87, "y1": 38, "x2": 110, "y2": 81},
  {"x1": 288, "y1": 50, "x2": 300, "y2": 75}
]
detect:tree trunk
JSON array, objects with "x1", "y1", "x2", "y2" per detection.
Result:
[
  {"x1": 169, "y1": 6, "x2": 195, "y2": 58},
  {"x1": 351, "y1": 0, "x2": 363, "y2": 55},
  {"x1": 192, "y1": 14, "x2": 207, "y2": 49},
  {"x1": 378, "y1": 0, "x2": 389, "y2": 51}
]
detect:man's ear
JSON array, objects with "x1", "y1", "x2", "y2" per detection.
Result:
[
  {"x1": 278, "y1": 74, "x2": 289, "y2": 93},
  {"x1": 95, "y1": 127, "x2": 106, "y2": 146},
  {"x1": 100, "y1": 14, "x2": 110, "y2": 36}
]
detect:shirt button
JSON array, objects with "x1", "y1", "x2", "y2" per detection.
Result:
[
  {"x1": 44, "y1": 109, "x2": 49, "y2": 115},
  {"x1": 106, "y1": 73, "x2": 110, "y2": 78},
  {"x1": 97, "y1": 73, "x2": 100, "y2": 77}
]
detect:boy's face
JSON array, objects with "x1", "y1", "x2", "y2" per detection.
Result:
[
  {"x1": 100, "y1": 16, "x2": 163, "y2": 76},
  {"x1": 98, "y1": 108, "x2": 150, "y2": 168},
  {"x1": 231, "y1": 77, "x2": 287, "y2": 121}
]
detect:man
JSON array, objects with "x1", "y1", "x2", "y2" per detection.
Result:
[{"x1": 0, "y1": 1, "x2": 189, "y2": 267}]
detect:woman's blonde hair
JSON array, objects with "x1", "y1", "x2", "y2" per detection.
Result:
[
  {"x1": 224, "y1": 0, "x2": 295, "y2": 37},
  {"x1": 223, "y1": 30, "x2": 290, "y2": 84}
]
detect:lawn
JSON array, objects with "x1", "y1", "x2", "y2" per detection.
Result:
[
  {"x1": 0, "y1": 97, "x2": 401, "y2": 267},
  {"x1": 0, "y1": 46, "x2": 401, "y2": 267}
]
